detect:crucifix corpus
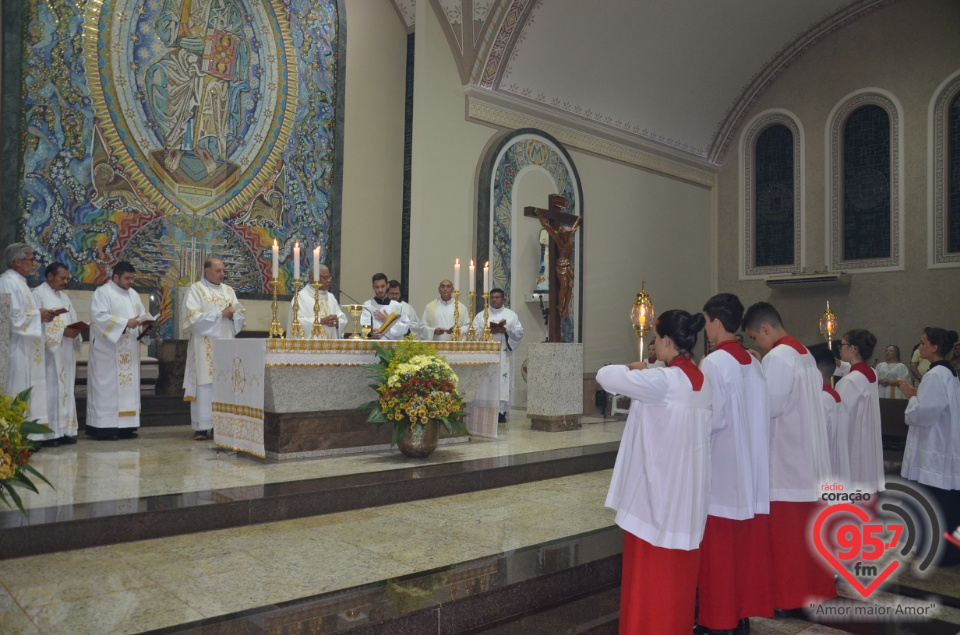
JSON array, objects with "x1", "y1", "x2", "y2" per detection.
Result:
[{"x1": 524, "y1": 194, "x2": 582, "y2": 343}]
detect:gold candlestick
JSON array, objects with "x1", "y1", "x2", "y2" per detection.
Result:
[
  {"x1": 465, "y1": 291, "x2": 477, "y2": 341},
  {"x1": 451, "y1": 290, "x2": 463, "y2": 341},
  {"x1": 289, "y1": 279, "x2": 304, "y2": 339},
  {"x1": 269, "y1": 279, "x2": 284, "y2": 339},
  {"x1": 311, "y1": 281, "x2": 326, "y2": 339},
  {"x1": 480, "y1": 293, "x2": 493, "y2": 341}
]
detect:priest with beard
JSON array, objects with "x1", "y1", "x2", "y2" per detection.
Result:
[
  {"x1": 471, "y1": 288, "x2": 523, "y2": 423},
  {"x1": 361, "y1": 273, "x2": 409, "y2": 340},
  {"x1": 287, "y1": 264, "x2": 346, "y2": 339},
  {"x1": 422, "y1": 279, "x2": 469, "y2": 342},
  {"x1": 86, "y1": 261, "x2": 151, "y2": 441},
  {"x1": 32, "y1": 263, "x2": 82, "y2": 446}
]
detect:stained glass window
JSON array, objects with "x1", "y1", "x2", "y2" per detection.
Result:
[
  {"x1": 948, "y1": 92, "x2": 960, "y2": 253},
  {"x1": 842, "y1": 105, "x2": 891, "y2": 261},
  {"x1": 754, "y1": 124, "x2": 795, "y2": 267}
]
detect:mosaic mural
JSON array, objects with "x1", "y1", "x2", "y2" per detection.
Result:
[
  {"x1": 17, "y1": 0, "x2": 340, "y2": 337},
  {"x1": 490, "y1": 135, "x2": 578, "y2": 342}
]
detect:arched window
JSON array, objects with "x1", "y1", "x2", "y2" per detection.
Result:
[
  {"x1": 740, "y1": 111, "x2": 803, "y2": 279},
  {"x1": 827, "y1": 92, "x2": 903, "y2": 272},
  {"x1": 930, "y1": 71, "x2": 960, "y2": 267}
]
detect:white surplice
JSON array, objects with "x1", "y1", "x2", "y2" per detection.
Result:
[
  {"x1": 183, "y1": 278, "x2": 244, "y2": 431},
  {"x1": 597, "y1": 359, "x2": 713, "y2": 550},
  {"x1": 471, "y1": 306, "x2": 523, "y2": 413},
  {"x1": 700, "y1": 340, "x2": 770, "y2": 519},
  {"x1": 0, "y1": 269, "x2": 48, "y2": 436},
  {"x1": 901, "y1": 364, "x2": 960, "y2": 490},
  {"x1": 399, "y1": 301, "x2": 431, "y2": 340},
  {"x1": 875, "y1": 361, "x2": 910, "y2": 399},
  {"x1": 87, "y1": 281, "x2": 147, "y2": 431},
  {"x1": 32, "y1": 282, "x2": 82, "y2": 439},
  {"x1": 821, "y1": 386, "x2": 851, "y2": 488},
  {"x1": 835, "y1": 364, "x2": 885, "y2": 494},
  {"x1": 422, "y1": 298, "x2": 469, "y2": 342},
  {"x1": 360, "y1": 299, "x2": 410, "y2": 340},
  {"x1": 286, "y1": 286, "x2": 345, "y2": 339}
]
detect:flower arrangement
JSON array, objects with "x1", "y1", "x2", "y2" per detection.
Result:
[
  {"x1": 0, "y1": 388, "x2": 52, "y2": 515},
  {"x1": 360, "y1": 338, "x2": 468, "y2": 446}
]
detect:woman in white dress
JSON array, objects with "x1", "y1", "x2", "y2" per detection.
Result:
[
  {"x1": 836, "y1": 330, "x2": 885, "y2": 497},
  {"x1": 875, "y1": 344, "x2": 910, "y2": 399}
]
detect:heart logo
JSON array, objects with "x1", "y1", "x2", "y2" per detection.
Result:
[{"x1": 812, "y1": 503, "x2": 900, "y2": 598}]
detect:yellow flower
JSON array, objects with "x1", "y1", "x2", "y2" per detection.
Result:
[{"x1": 0, "y1": 453, "x2": 15, "y2": 480}]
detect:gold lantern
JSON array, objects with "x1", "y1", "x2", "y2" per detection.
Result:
[
  {"x1": 630, "y1": 281, "x2": 655, "y2": 362},
  {"x1": 820, "y1": 301, "x2": 838, "y2": 386}
]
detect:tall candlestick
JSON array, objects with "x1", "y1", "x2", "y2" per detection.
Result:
[
  {"x1": 293, "y1": 242, "x2": 300, "y2": 279},
  {"x1": 483, "y1": 262, "x2": 490, "y2": 294},
  {"x1": 313, "y1": 246, "x2": 320, "y2": 282},
  {"x1": 469, "y1": 260, "x2": 475, "y2": 293},
  {"x1": 272, "y1": 239, "x2": 279, "y2": 279},
  {"x1": 454, "y1": 258, "x2": 461, "y2": 292}
]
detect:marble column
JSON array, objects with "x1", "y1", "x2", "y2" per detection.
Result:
[{"x1": 527, "y1": 342, "x2": 582, "y2": 431}]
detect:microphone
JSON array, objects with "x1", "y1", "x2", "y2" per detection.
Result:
[{"x1": 340, "y1": 290, "x2": 364, "y2": 305}]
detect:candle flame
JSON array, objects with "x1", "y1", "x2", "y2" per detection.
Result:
[
  {"x1": 470, "y1": 259, "x2": 474, "y2": 267},
  {"x1": 455, "y1": 257, "x2": 460, "y2": 265},
  {"x1": 273, "y1": 239, "x2": 278, "y2": 247}
]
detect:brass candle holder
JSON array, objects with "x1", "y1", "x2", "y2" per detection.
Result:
[
  {"x1": 289, "y1": 278, "x2": 304, "y2": 339},
  {"x1": 269, "y1": 279, "x2": 285, "y2": 339},
  {"x1": 311, "y1": 281, "x2": 326, "y2": 339},
  {"x1": 465, "y1": 291, "x2": 478, "y2": 341},
  {"x1": 451, "y1": 290, "x2": 463, "y2": 341},
  {"x1": 630, "y1": 281, "x2": 654, "y2": 362},
  {"x1": 480, "y1": 292, "x2": 493, "y2": 342}
]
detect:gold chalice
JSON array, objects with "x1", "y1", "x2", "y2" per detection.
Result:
[{"x1": 344, "y1": 304, "x2": 364, "y2": 340}]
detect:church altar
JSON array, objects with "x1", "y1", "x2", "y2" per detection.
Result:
[{"x1": 211, "y1": 339, "x2": 502, "y2": 459}]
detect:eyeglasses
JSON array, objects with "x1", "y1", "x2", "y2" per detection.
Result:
[{"x1": 17, "y1": 256, "x2": 36, "y2": 262}]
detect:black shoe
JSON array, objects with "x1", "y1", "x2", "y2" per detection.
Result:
[
  {"x1": 118, "y1": 431, "x2": 139, "y2": 439},
  {"x1": 738, "y1": 618, "x2": 749, "y2": 633},
  {"x1": 60, "y1": 436, "x2": 78, "y2": 445},
  {"x1": 41, "y1": 438, "x2": 62, "y2": 448},
  {"x1": 95, "y1": 434, "x2": 120, "y2": 441},
  {"x1": 694, "y1": 625, "x2": 739, "y2": 635},
  {"x1": 498, "y1": 412, "x2": 507, "y2": 423},
  {"x1": 773, "y1": 608, "x2": 806, "y2": 620}
]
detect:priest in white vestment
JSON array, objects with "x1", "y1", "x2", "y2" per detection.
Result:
[
  {"x1": 286, "y1": 264, "x2": 346, "y2": 339},
  {"x1": 32, "y1": 263, "x2": 82, "y2": 445},
  {"x1": 361, "y1": 273, "x2": 409, "y2": 340},
  {"x1": 388, "y1": 280, "x2": 430, "y2": 340},
  {"x1": 87, "y1": 261, "x2": 151, "y2": 440},
  {"x1": 471, "y1": 288, "x2": 523, "y2": 422},
  {"x1": 0, "y1": 243, "x2": 53, "y2": 442},
  {"x1": 422, "y1": 279, "x2": 468, "y2": 342},
  {"x1": 183, "y1": 258, "x2": 245, "y2": 439}
]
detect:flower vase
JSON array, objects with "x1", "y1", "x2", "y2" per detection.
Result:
[{"x1": 397, "y1": 420, "x2": 439, "y2": 458}]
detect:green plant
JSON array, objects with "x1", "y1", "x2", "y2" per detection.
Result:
[{"x1": 0, "y1": 388, "x2": 53, "y2": 515}]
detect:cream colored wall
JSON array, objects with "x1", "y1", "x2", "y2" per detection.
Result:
[
  {"x1": 339, "y1": 0, "x2": 408, "y2": 301},
  {"x1": 716, "y1": 0, "x2": 960, "y2": 354}
]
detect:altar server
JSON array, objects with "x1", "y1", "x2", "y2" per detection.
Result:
[
  {"x1": 86, "y1": 261, "x2": 150, "y2": 440},
  {"x1": 742, "y1": 302, "x2": 835, "y2": 610},
  {"x1": 471, "y1": 288, "x2": 523, "y2": 422},
  {"x1": 361, "y1": 273, "x2": 409, "y2": 340},
  {"x1": 836, "y1": 329, "x2": 885, "y2": 496},
  {"x1": 646, "y1": 341, "x2": 665, "y2": 369},
  {"x1": 597, "y1": 310, "x2": 712, "y2": 635},
  {"x1": 0, "y1": 243, "x2": 51, "y2": 441},
  {"x1": 32, "y1": 263, "x2": 82, "y2": 445},
  {"x1": 810, "y1": 344, "x2": 851, "y2": 488},
  {"x1": 388, "y1": 280, "x2": 430, "y2": 340},
  {"x1": 422, "y1": 279, "x2": 468, "y2": 342},
  {"x1": 184, "y1": 258, "x2": 245, "y2": 440},
  {"x1": 287, "y1": 264, "x2": 346, "y2": 339},
  {"x1": 696, "y1": 294, "x2": 772, "y2": 634}
]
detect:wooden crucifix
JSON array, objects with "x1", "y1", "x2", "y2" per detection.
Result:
[{"x1": 524, "y1": 194, "x2": 582, "y2": 343}]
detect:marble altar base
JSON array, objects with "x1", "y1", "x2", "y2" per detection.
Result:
[{"x1": 527, "y1": 342, "x2": 583, "y2": 432}]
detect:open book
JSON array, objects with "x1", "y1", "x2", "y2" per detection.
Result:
[
  {"x1": 136, "y1": 312, "x2": 160, "y2": 341},
  {"x1": 376, "y1": 312, "x2": 401, "y2": 335}
]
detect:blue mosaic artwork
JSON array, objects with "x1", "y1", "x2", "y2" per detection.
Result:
[
  {"x1": 754, "y1": 124, "x2": 795, "y2": 268},
  {"x1": 842, "y1": 105, "x2": 891, "y2": 261}
]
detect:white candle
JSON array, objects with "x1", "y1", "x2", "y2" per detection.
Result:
[
  {"x1": 483, "y1": 261, "x2": 490, "y2": 294},
  {"x1": 454, "y1": 258, "x2": 460, "y2": 292},
  {"x1": 272, "y1": 240, "x2": 279, "y2": 279},
  {"x1": 293, "y1": 242, "x2": 300, "y2": 279},
  {"x1": 313, "y1": 246, "x2": 320, "y2": 282},
  {"x1": 469, "y1": 260, "x2": 475, "y2": 293}
]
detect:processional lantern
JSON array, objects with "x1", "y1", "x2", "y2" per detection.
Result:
[
  {"x1": 630, "y1": 280, "x2": 655, "y2": 362},
  {"x1": 820, "y1": 300, "x2": 838, "y2": 387}
]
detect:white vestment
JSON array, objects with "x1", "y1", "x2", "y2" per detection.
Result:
[
  {"x1": 821, "y1": 386, "x2": 851, "y2": 488},
  {"x1": 835, "y1": 364, "x2": 885, "y2": 494},
  {"x1": 286, "y1": 286, "x2": 346, "y2": 339},
  {"x1": 472, "y1": 306, "x2": 523, "y2": 413},
  {"x1": 360, "y1": 299, "x2": 410, "y2": 340},
  {"x1": 422, "y1": 298, "x2": 469, "y2": 342},
  {"x1": 0, "y1": 270, "x2": 48, "y2": 436},
  {"x1": 399, "y1": 301, "x2": 431, "y2": 340},
  {"x1": 32, "y1": 282, "x2": 82, "y2": 439},
  {"x1": 87, "y1": 281, "x2": 147, "y2": 431},
  {"x1": 901, "y1": 364, "x2": 960, "y2": 490},
  {"x1": 183, "y1": 278, "x2": 244, "y2": 431},
  {"x1": 875, "y1": 361, "x2": 910, "y2": 399}
]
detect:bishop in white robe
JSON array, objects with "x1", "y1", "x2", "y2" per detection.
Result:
[
  {"x1": 0, "y1": 244, "x2": 51, "y2": 441},
  {"x1": 286, "y1": 265, "x2": 346, "y2": 339},
  {"x1": 32, "y1": 264, "x2": 82, "y2": 444},
  {"x1": 422, "y1": 279, "x2": 468, "y2": 342},
  {"x1": 183, "y1": 259, "x2": 245, "y2": 438},
  {"x1": 361, "y1": 274, "x2": 409, "y2": 340},
  {"x1": 471, "y1": 289, "x2": 523, "y2": 417},
  {"x1": 87, "y1": 262, "x2": 150, "y2": 440}
]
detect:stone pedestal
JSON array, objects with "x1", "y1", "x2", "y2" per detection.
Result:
[{"x1": 527, "y1": 342, "x2": 583, "y2": 431}]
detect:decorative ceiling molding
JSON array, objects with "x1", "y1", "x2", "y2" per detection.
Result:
[
  {"x1": 465, "y1": 87, "x2": 716, "y2": 187},
  {"x1": 708, "y1": 0, "x2": 898, "y2": 164},
  {"x1": 389, "y1": 0, "x2": 416, "y2": 33}
]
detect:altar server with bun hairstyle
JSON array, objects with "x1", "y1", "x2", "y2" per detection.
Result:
[
  {"x1": 597, "y1": 309, "x2": 712, "y2": 635},
  {"x1": 742, "y1": 302, "x2": 836, "y2": 611},
  {"x1": 695, "y1": 294, "x2": 772, "y2": 634},
  {"x1": 835, "y1": 329, "x2": 885, "y2": 498}
]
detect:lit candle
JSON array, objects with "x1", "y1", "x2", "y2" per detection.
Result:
[
  {"x1": 454, "y1": 258, "x2": 460, "y2": 292},
  {"x1": 272, "y1": 239, "x2": 279, "y2": 279},
  {"x1": 483, "y1": 261, "x2": 489, "y2": 294},
  {"x1": 293, "y1": 242, "x2": 300, "y2": 279},
  {"x1": 313, "y1": 246, "x2": 321, "y2": 283},
  {"x1": 469, "y1": 260, "x2": 475, "y2": 293}
]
